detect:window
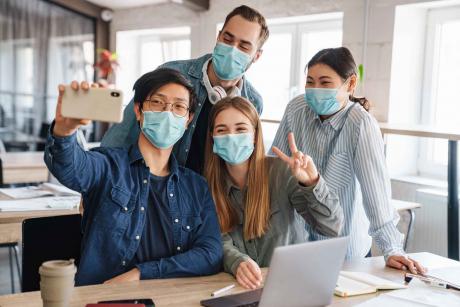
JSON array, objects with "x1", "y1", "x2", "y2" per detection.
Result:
[
  {"x1": 46, "y1": 35, "x2": 95, "y2": 122},
  {"x1": 243, "y1": 13, "x2": 343, "y2": 149},
  {"x1": 116, "y1": 27, "x2": 191, "y2": 105},
  {"x1": 0, "y1": 0, "x2": 95, "y2": 142},
  {"x1": 418, "y1": 6, "x2": 460, "y2": 178},
  {"x1": 0, "y1": 40, "x2": 34, "y2": 132}
]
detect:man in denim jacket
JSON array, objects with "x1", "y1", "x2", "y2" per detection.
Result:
[
  {"x1": 101, "y1": 5, "x2": 269, "y2": 174},
  {"x1": 45, "y1": 68, "x2": 222, "y2": 286}
]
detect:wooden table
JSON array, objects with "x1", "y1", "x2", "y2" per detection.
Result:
[
  {"x1": 0, "y1": 152, "x2": 48, "y2": 185},
  {"x1": 0, "y1": 252, "x2": 457, "y2": 306},
  {"x1": 0, "y1": 194, "x2": 80, "y2": 244},
  {"x1": 0, "y1": 193, "x2": 79, "y2": 294}
]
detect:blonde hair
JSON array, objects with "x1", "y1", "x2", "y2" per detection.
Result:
[{"x1": 204, "y1": 96, "x2": 270, "y2": 240}]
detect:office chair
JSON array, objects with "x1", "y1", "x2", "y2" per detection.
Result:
[
  {"x1": 22, "y1": 214, "x2": 82, "y2": 292},
  {"x1": 0, "y1": 139, "x2": 6, "y2": 153},
  {"x1": 0, "y1": 240, "x2": 21, "y2": 293},
  {"x1": 37, "y1": 123, "x2": 51, "y2": 151},
  {"x1": 0, "y1": 158, "x2": 22, "y2": 293},
  {"x1": 0, "y1": 158, "x2": 3, "y2": 186}
]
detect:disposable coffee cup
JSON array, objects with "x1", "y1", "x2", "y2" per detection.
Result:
[{"x1": 39, "y1": 259, "x2": 77, "y2": 307}]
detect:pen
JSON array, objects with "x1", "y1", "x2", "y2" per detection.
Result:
[{"x1": 211, "y1": 284, "x2": 235, "y2": 297}]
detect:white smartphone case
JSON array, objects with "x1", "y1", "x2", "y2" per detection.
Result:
[{"x1": 61, "y1": 86, "x2": 124, "y2": 123}]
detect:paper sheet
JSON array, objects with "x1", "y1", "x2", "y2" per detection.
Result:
[
  {"x1": 356, "y1": 279, "x2": 460, "y2": 307},
  {"x1": 0, "y1": 186, "x2": 54, "y2": 199},
  {"x1": 0, "y1": 183, "x2": 79, "y2": 199},
  {"x1": 0, "y1": 196, "x2": 80, "y2": 211},
  {"x1": 40, "y1": 183, "x2": 80, "y2": 196}
]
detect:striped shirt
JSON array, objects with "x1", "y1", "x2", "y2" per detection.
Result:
[{"x1": 271, "y1": 95, "x2": 404, "y2": 259}]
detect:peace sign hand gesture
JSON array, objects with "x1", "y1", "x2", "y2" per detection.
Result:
[{"x1": 272, "y1": 132, "x2": 320, "y2": 187}]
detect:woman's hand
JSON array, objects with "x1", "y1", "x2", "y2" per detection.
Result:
[
  {"x1": 236, "y1": 258, "x2": 262, "y2": 289},
  {"x1": 103, "y1": 268, "x2": 141, "y2": 284},
  {"x1": 53, "y1": 81, "x2": 98, "y2": 137},
  {"x1": 272, "y1": 132, "x2": 319, "y2": 186},
  {"x1": 386, "y1": 255, "x2": 427, "y2": 274}
]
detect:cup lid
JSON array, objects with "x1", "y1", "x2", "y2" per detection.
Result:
[{"x1": 39, "y1": 259, "x2": 77, "y2": 277}]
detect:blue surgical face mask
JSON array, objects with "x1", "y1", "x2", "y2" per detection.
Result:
[
  {"x1": 304, "y1": 88, "x2": 342, "y2": 116},
  {"x1": 212, "y1": 42, "x2": 252, "y2": 81},
  {"x1": 141, "y1": 111, "x2": 186, "y2": 149},
  {"x1": 213, "y1": 133, "x2": 254, "y2": 165}
]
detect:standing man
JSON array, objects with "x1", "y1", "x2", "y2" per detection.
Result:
[{"x1": 102, "y1": 5, "x2": 269, "y2": 174}]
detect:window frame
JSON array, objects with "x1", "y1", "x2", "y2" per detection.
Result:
[
  {"x1": 247, "y1": 14, "x2": 343, "y2": 149},
  {"x1": 136, "y1": 32, "x2": 191, "y2": 76},
  {"x1": 115, "y1": 27, "x2": 192, "y2": 107},
  {"x1": 253, "y1": 16, "x2": 343, "y2": 122},
  {"x1": 418, "y1": 6, "x2": 460, "y2": 179}
]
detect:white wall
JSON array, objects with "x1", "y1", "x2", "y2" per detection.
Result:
[{"x1": 110, "y1": 0, "x2": 447, "y2": 122}]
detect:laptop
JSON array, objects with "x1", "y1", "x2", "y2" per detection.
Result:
[{"x1": 201, "y1": 237, "x2": 349, "y2": 307}]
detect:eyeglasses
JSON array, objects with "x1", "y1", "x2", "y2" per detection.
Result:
[{"x1": 143, "y1": 98, "x2": 190, "y2": 118}]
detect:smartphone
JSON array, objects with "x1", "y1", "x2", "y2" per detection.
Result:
[
  {"x1": 97, "y1": 299, "x2": 155, "y2": 307},
  {"x1": 61, "y1": 86, "x2": 124, "y2": 123}
]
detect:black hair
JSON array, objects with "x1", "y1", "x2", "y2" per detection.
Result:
[
  {"x1": 307, "y1": 47, "x2": 370, "y2": 112},
  {"x1": 133, "y1": 67, "x2": 196, "y2": 113}
]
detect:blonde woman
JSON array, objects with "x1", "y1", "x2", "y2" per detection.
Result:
[{"x1": 204, "y1": 96, "x2": 344, "y2": 289}]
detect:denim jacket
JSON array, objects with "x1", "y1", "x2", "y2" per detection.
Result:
[
  {"x1": 44, "y1": 126, "x2": 223, "y2": 285},
  {"x1": 100, "y1": 54, "x2": 264, "y2": 166}
]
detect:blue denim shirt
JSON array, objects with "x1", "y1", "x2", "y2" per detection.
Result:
[
  {"x1": 44, "y1": 127, "x2": 223, "y2": 286},
  {"x1": 100, "y1": 54, "x2": 264, "y2": 166}
]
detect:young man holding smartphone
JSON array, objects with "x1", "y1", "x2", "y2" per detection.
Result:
[
  {"x1": 45, "y1": 68, "x2": 222, "y2": 286},
  {"x1": 101, "y1": 5, "x2": 269, "y2": 174}
]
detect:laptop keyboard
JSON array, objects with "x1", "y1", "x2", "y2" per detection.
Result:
[{"x1": 238, "y1": 303, "x2": 259, "y2": 307}]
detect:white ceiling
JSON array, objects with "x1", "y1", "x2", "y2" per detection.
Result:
[{"x1": 86, "y1": 0, "x2": 168, "y2": 10}]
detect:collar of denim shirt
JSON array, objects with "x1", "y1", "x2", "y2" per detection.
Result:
[{"x1": 128, "y1": 141, "x2": 180, "y2": 182}]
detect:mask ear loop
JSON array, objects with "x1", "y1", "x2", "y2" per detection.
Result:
[
  {"x1": 245, "y1": 47, "x2": 261, "y2": 72},
  {"x1": 339, "y1": 77, "x2": 353, "y2": 102}
]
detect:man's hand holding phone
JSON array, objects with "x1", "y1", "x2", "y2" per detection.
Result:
[{"x1": 53, "y1": 81, "x2": 98, "y2": 137}]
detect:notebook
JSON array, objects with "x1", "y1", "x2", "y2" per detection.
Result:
[
  {"x1": 425, "y1": 267, "x2": 460, "y2": 289},
  {"x1": 335, "y1": 271, "x2": 407, "y2": 297}
]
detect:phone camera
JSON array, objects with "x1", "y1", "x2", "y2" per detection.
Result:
[{"x1": 111, "y1": 92, "x2": 120, "y2": 97}]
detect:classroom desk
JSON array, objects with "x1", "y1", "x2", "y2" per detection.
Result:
[
  {"x1": 0, "y1": 152, "x2": 48, "y2": 184},
  {"x1": 0, "y1": 252, "x2": 457, "y2": 306},
  {"x1": 0, "y1": 193, "x2": 80, "y2": 244},
  {"x1": 0, "y1": 223, "x2": 21, "y2": 245}
]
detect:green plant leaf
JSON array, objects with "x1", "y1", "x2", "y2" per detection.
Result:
[{"x1": 358, "y1": 64, "x2": 364, "y2": 82}]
